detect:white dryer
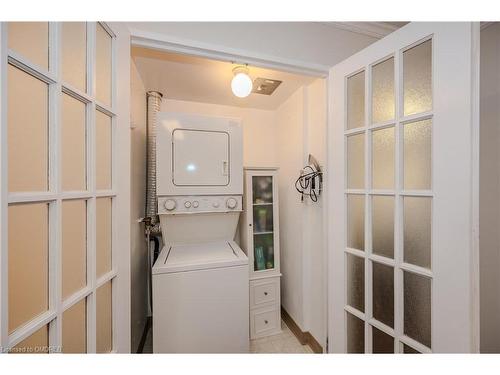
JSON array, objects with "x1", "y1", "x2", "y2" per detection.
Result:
[
  {"x1": 153, "y1": 112, "x2": 248, "y2": 353},
  {"x1": 156, "y1": 112, "x2": 243, "y2": 196}
]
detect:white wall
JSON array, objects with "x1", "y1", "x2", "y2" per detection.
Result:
[
  {"x1": 161, "y1": 99, "x2": 277, "y2": 167},
  {"x1": 302, "y1": 79, "x2": 327, "y2": 348},
  {"x1": 127, "y1": 22, "x2": 377, "y2": 72},
  {"x1": 276, "y1": 88, "x2": 306, "y2": 328},
  {"x1": 275, "y1": 79, "x2": 327, "y2": 349},
  {"x1": 130, "y1": 60, "x2": 148, "y2": 352},
  {"x1": 480, "y1": 22, "x2": 500, "y2": 353}
]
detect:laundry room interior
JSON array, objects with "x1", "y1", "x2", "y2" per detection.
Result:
[
  {"x1": 130, "y1": 46, "x2": 328, "y2": 353},
  {"x1": 4, "y1": 18, "x2": 500, "y2": 361}
]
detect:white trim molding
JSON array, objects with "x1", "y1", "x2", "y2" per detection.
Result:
[
  {"x1": 129, "y1": 28, "x2": 329, "y2": 78},
  {"x1": 325, "y1": 22, "x2": 405, "y2": 39},
  {"x1": 470, "y1": 22, "x2": 481, "y2": 353}
]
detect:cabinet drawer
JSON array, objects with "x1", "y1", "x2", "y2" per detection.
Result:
[
  {"x1": 250, "y1": 307, "x2": 280, "y2": 338},
  {"x1": 250, "y1": 277, "x2": 279, "y2": 309}
]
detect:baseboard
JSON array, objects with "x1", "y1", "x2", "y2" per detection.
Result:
[
  {"x1": 281, "y1": 307, "x2": 323, "y2": 353},
  {"x1": 305, "y1": 331, "x2": 323, "y2": 354},
  {"x1": 281, "y1": 307, "x2": 308, "y2": 345}
]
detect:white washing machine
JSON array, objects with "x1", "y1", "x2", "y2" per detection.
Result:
[
  {"x1": 153, "y1": 112, "x2": 249, "y2": 353},
  {"x1": 152, "y1": 238, "x2": 248, "y2": 353}
]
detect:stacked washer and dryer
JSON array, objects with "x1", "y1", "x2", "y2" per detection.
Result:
[{"x1": 152, "y1": 112, "x2": 249, "y2": 353}]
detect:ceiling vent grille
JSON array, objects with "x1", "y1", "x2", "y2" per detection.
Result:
[{"x1": 252, "y1": 78, "x2": 282, "y2": 95}]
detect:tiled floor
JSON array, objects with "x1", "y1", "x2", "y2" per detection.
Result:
[
  {"x1": 141, "y1": 319, "x2": 313, "y2": 353},
  {"x1": 250, "y1": 320, "x2": 314, "y2": 354}
]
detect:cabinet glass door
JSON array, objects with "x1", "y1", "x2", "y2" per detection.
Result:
[{"x1": 252, "y1": 176, "x2": 274, "y2": 272}]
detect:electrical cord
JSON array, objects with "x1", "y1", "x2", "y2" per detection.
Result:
[{"x1": 295, "y1": 165, "x2": 322, "y2": 202}]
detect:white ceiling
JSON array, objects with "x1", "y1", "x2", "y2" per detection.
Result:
[
  {"x1": 324, "y1": 22, "x2": 408, "y2": 38},
  {"x1": 128, "y1": 22, "x2": 380, "y2": 76},
  {"x1": 130, "y1": 22, "x2": 409, "y2": 111},
  {"x1": 132, "y1": 47, "x2": 316, "y2": 111}
]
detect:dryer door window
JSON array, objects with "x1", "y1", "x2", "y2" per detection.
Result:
[{"x1": 172, "y1": 129, "x2": 230, "y2": 186}]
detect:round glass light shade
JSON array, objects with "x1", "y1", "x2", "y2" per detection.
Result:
[{"x1": 231, "y1": 72, "x2": 252, "y2": 98}]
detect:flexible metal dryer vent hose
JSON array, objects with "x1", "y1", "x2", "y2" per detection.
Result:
[{"x1": 145, "y1": 91, "x2": 163, "y2": 234}]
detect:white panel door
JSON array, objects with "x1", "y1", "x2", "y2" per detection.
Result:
[{"x1": 328, "y1": 22, "x2": 479, "y2": 353}]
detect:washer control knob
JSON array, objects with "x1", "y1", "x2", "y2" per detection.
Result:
[
  {"x1": 226, "y1": 197, "x2": 238, "y2": 209},
  {"x1": 164, "y1": 199, "x2": 176, "y2": 211},
  {"x1": 212, "y1": 201, "x2": 220, "y2": 208},
  {"x1": 192, "y1": 201, "x2": 199, "y2": 208},
  {"x1": 184, "y1": 201, "x2": 192, "y2": 208}
]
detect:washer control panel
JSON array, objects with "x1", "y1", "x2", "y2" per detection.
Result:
[{"x1": 158, "y1": 195, "x2": 242, "y2": 214}]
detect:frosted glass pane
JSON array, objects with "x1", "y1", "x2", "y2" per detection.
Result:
[
  {"x1": 62, "y1": 93, "x2": 86, "y2": 191},
  {"x1": 96, "y1": 198, "x2": 112, "y2": 278},
  {"x1": 253, "y1": 233, "x2": 274, "y2": 271},
  {"x1": 8, "y1": 22, "x2": 49, "y2": 69},
  {"x1": 372, "y1": 127, "x2": 394, "y2": 189},
  {"x1": 96, "y1": 281, "x2": 112, "y2": 353},
  {"x1": 252, "y1": 176, "x2": 273, "y2": 204},
  {"x1": 253, "y1": 205, "x2": 273, "y2": 233},
  {"x1": 8, "y1": 203, "x2": 48, "y2": 332},
  {"x1": 96, "y1": 23, "x2": 112, "y2": 106},
  {"x1": 62, "y1": 200, "x2": 87, "y2": 299},
  {"x1": 372, "y1": 196, "x2": 394, "y2": 259},
  {"x1": 403, "y1": 344, "x2": 420, "y2": 354},
  {"x1": 8, "y1": 64, "x2": 48, "y2": 192},
  {"x1": 96, "y1": 110, "x2": 112, "y2": 190},
  {"x1": 347, "y1": 71, "x2": 365, "y2": 129},
  {"x1": 347, "y1": 133, "x2": 365, "y2": 189},
  {"x1": 11, "y1": 325, "x2": 49, "y2": 354},
  {"x1": 404, "y1": 40, "x2": 432, "y2": 116},
  {"x1": 346, "y1": 312, "x2": 364, "y2": 353},
  {"x1": 62, "y1": 22, "x2": 87, "y2": 92},
  {"x1": 346, "y1": 253, "x2": 364, "y2": 312},
  {"x1": 347, "y1": 195, "x2": 365, "y2": 251},
  {"x1": 404, "y1": 119, "x2": 431, "y2": 190},
  {"x1": 404, "y1": 197, "x2": 431, "y2": 269},
  {"x1": 63, "y1": 299, "x2": 87, "y2": 353},
  {"x1": 372, "y1": 327, "x2": 393, "y2": 353},
  {"x1": 404, "y1": 272, "x2": 431, "y2": 348},
  {"x1": 372, "y1": 58, "x2": 395, "y2": 123},
  {"x1": 372, "y1": 262, "x2": 394, "y2": 328}
]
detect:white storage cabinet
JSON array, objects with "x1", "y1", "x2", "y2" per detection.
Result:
[{"x1": 241, "y1": 167, "x2": 282, "y2": 339}]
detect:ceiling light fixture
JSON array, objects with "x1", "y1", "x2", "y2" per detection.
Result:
[{"x1": 231, "y1": 66, "x2": 252, "y2": 98}]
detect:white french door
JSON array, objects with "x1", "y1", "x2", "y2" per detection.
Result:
[
  {"x1": 328, "y1": 22, "x2": 479, "y2": 353},
  {"x1": 0, "y1": 22, "x2": 130, "y2": 353}
]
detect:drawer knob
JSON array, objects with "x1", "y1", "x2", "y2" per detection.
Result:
[
  {"x1": 264, "y1": 320, "x2": 268, "y2": 324},
  {"x1": 264, "y1": 292, "x2": 268, "y2": 296}
]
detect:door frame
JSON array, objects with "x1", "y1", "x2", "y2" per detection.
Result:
[
  {"x1": 326, "y1": 22, "x2": 481, "y2": 353},
  {"x1": 129, "y1": 28, "x2": 329, "y2": 78},
  {"x1": 129, "y1": 25, "x2": 331, "y2": 350},
  {"x1": 109, "y1": 22, "x2": 131, "y2": 354},
  {"x1": 0, "y1": 22, "x2": 130, "y2": 353}
]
